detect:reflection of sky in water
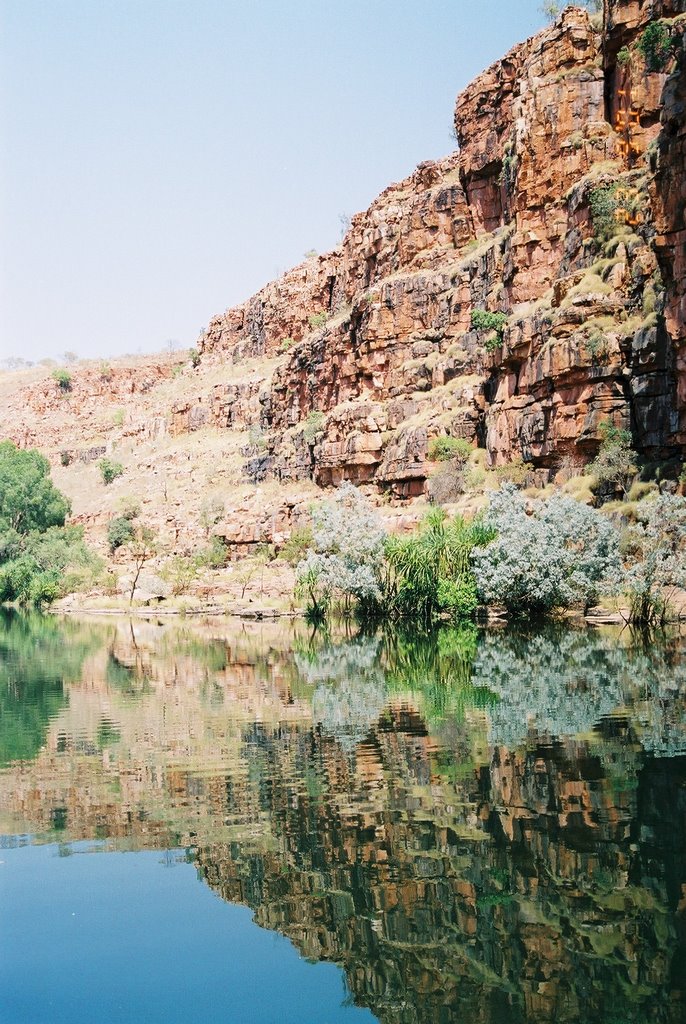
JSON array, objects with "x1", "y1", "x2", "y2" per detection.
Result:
[{"x1": 1, "y1": 842, "x2": 375, "y2": 1024}]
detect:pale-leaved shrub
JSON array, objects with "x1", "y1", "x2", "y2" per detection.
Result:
[
  {"x1": 624, "y1": 493, "x2": 686, "y2": 625},
  {"x1": 295, "y1": 483, "x2": 386, "y2": 616},
  {"x1": 472, "y1": 484, "x2": 623, "y2": 615}
]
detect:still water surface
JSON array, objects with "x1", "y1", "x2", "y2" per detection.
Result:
[{"x1": 0, "y1": 611, "x2": 685, "y2": 1023}]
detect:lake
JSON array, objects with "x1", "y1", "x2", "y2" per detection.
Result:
[{"x1": 0, "y1": 610, "x2": 684, "y2": 1023}]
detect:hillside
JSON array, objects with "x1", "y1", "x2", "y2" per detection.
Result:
[{"x1": 1, "y1": 1, "x2": 685, "y2": 598}]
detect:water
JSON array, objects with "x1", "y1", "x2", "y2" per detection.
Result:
[{"x1": 0, "y1": 611, "x2": 685, "y2": 1024}]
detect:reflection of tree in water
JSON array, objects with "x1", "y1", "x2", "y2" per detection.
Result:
[
  {"x1": 614, "y1": 637, "x2": 686, "y2": 758},
  {"x1": 382, "y1": 625, "x2": 497, "y2": 725},
  {"x1": 296, "y1": 627, "x2": 499, "y2": 750},
  {"x1": 473, "y1": 627, "x2": 686, "y2": 756},
  {"x1": 0, "y1": 610, "x2": 105, "y2": 764},
  {"x1": 296, "y1": 637, "x2": 387, "y2": 752}
]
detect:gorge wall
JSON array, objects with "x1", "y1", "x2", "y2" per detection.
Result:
[
  {"x1": 192, "y1": 0, "x2": 686, "y2": 497},
  {"x1": 3, "y1": 1, "x2": 686, "y2": 562}
]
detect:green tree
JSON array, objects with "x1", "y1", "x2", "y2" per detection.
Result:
[
  {"x1": 637, "y1": 21, "x2": 672, "y2": 72},
  {"x1": 126, "y1": 524, "x2": 157, "y2": 603},
  {"x1": 385, "y1": 510, "x2": 492, "y2": 625},
  {"x1": 0, "y1": 441, "x2": 71, "y2": 534},
  {"x1": 591, "y1": 421, "x2": 636, "y2": 498},
  {"x1": 107, "y1": 515, "x2": 135, "y2": 553},
  {"x1": 0, "y1": 441, "x2": 97, "y2": 606}
]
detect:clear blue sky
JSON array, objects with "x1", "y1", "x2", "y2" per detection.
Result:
[{"x1": 0, "y1": 0, "x2": 546, "y2": 362}]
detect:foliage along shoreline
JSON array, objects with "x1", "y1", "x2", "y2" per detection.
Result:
[{"x1": 1, "y1": 438, "x2": 685, "y2": 628}]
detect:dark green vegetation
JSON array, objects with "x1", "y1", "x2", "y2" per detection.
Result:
[
  {"x1": 98, "y1": 457, "x2": 124, "y2": 485},
  {"x1": 470, "y1": 308, "x2": 508, "y2": 350},
  {"x1": 1, "y1": 612, "x2": 684, "y2": 1023},
  {"x1": 51, "y1": 368, "x2": 72, "y2": 391},
  {"x1": 427, "y1": 435, "x2": 472, "y2": 463},
  {"x1": 384, "y1": 511, "x2": 493, "y2": 625},
  {"x1": 589, "y1": 183, "x2": 621, "y2": 242},
  {"x1": 107, "y1": 514, "x2": 135, "y2": 553},
  {"x1": 638, "y1": 20, "x2": 672, "y2": 72},
  {"x1": 0, "y1": 441, "x2": 98, "y2": 605}
]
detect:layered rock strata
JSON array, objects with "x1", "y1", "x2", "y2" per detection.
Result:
[{"x1": 194, "y1": 1, "x2": 685, "y2": 495}]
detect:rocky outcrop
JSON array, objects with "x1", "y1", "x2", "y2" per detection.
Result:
[
  {"x1": 193, "y1": 2, "x2": 684, "y2": 494},
  {"x1": 652, "y1": 14, "x2": 686, "y2": 446},
  {"x1": 1, "y1": 2, "x2": 684, "y2": 549}
]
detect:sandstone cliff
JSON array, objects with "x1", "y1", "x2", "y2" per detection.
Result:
[
  {"x1": 1, "y1": 1, "x2": 685, "y2": 563},
  {"x1": 194, "y1": 0, "x2": 685, "y2": 494}
]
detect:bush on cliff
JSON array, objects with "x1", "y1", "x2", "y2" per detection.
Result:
[
  {"x1": 637, "y1": 21, "x2": 672, "y2": 72},
  {"x1": 51, "y1": 368, "x2": 72, "y2": 392},
  {"x1": 107, "y1": 515, "x2": 135, "y2": 553},
  {"x1": 427, "y1": 436, "x2": 472, "y2": 463},
  {"x1": 99, "y1": 458, "x2": 124, "y2": 486},
  {"x1": 470, "y1": 309, "x2": 508, "y2": 350},
  {"x1": 590, "y1": 421, "x2": 637, "y2": 500}
]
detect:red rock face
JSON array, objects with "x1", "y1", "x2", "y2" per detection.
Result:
[
  {"x1": 194, "y1": 4, "x2": 685, "y2": 491},
  {"x1": 652, "y1": 26, "x2": 686, "y2": 445}
]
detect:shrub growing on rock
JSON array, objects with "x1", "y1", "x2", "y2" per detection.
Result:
[
  {"x1": 303, "y1": 411, "x2": 325, "y2": 444},
  {"x1": 51, "y1": 368, "x2": 72, "y2": 391},
  {"x1": 279, "y1": 526, "x2": 314, "y2": 566},
  {"x1": 98, "y1": 458, "x2": 124, "y2": 486},
  {"x1": 107, "y1": 515, "x2": 135, "y2": 553},
  {"x1": 199, "y1": 497, "x2": 224, "y2": 537},
  {"x1": 428, "y1": 436, "x2": 472, "y2": 463},
  {"x1": 472, "y1": 484, "x2": 624, "y2": 616},
  {"x1": 589, "y1": 184, "x2": 620, "y2": 242},
  {"x1": 308, "y1": 312, "x2": 328, "y2": 330},
  {"x1": 470, "y1": 309, "x2": 508, "y2": 349},
  {"x1": 295, "y1": 483, "x2": 386, "y2": 618},
  {"x1": 637, "y1": 21, "x2": 672, "y2": 72},
  {"x1": 590, "y1": 421, "x2": 637, "y2": 499}
]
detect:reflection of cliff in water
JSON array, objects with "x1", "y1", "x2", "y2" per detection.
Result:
[
  {"x1": 1, "y1": 614, "x2": 685, "y2": 1023},
  {"x1": 198, "y1": 718, "x2": 686, "y2": 1024}
]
